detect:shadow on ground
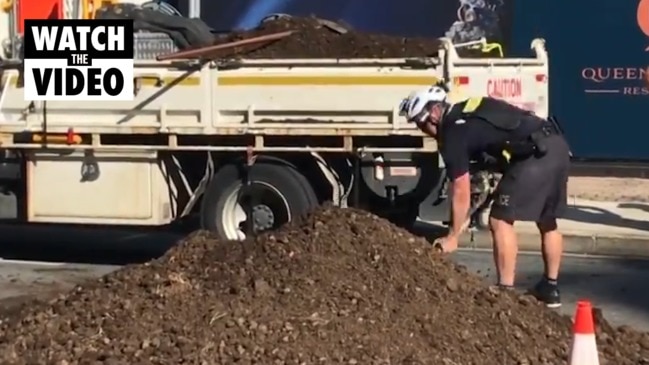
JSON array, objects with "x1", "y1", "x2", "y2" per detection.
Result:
[
  {"x1": 454, "y1": 250, "x2": 649, "y2": 328},
  {"x1": 564, "y1": 204, "x2": 649, "y2": 232},
  {"x1": 0, "y1": 222, "x2": 190, "y2": 265},
  {"x1": 393, "y1": 219, "x2": 649, "y2": 327}
]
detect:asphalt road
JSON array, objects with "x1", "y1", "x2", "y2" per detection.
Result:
[
  {"x1": 0, "y1": 223, "x2": 648, "y2": 331},
  {"x1": 453, "y1": 250, "x2": 649, "y2": 330}
]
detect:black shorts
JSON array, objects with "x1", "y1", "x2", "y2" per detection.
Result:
[{"x1": 489, "y1": 134, "x2": 570, "y2": 223}]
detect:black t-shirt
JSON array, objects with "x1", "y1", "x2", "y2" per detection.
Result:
[{"x1": 439, "y1": 114, "x2": 540, "y2": 180}]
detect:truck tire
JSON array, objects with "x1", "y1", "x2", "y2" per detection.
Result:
[{"x1": 200, "y1": 162, "x2": 318, "y2": 241}]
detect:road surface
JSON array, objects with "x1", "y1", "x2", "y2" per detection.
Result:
[
  {"x1": 0, "y1": 224, "x2": 647, "y2": 330},
  {"x1": 454, "y1": 250, "x2": 649, "y2": 330}
]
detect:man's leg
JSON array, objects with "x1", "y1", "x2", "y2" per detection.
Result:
[
  {"x1": 539, "y1": 222, "x2": 563, "y2": 281},
  {"x1": 530, "y1": 219, "x2": 563, "y2": 308},
  {"x1": 533, "y1": 136, "x2": 570, "y2": 308},
  {"x1": 489, "y1": 216, "x2": 518, "y2": 286},
  {"x1": 531, "y1": 143, "x2": 569, "y2": 308},
  {"x1": 488, "y1": 163, "x2": 526, "y2": 287},
  {"x1": 489, "y1": 158, "x2": 551, "y2": 288}
]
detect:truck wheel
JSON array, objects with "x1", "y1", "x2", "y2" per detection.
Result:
[{"x1": 200, "y1": 162, "x2": 318, "y2": 241}]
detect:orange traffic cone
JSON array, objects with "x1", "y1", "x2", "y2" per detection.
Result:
[{"x1": 569, "y1": 300, "x2": 600, "y2": 365}]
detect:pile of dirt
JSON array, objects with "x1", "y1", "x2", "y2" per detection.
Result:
[
  {"x1": 216, "y1": 15, "x2": 444, "y2": 59},
  {"x1": 0, "y1": 207, "x2": 648, "y2": 364}
]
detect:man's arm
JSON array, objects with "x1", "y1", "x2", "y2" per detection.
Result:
[
  {"x1": 449, "y1": 172, "x2": 471, "y2": 237},
  {"x1": 439, "y1": 126, "x2": 472, "y2": 238}
]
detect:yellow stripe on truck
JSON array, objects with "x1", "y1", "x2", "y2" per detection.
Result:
[{"x1": 217, "y1": 76, "x2": 439, "y2": 86}]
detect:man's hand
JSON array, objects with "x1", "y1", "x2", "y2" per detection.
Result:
[
  {"x1": 433, "y1": 234, "x2": 460, "y2": 253},
  {"x1": 433, "y1": 171, "x2": 471, "y2": 254}
]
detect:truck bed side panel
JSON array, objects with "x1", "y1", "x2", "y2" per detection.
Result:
[{"x1": 212, "y1": 64, "x2": 440, "y2": 127}]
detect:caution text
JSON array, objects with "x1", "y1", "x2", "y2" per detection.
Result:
[{"x1": 487, "y1": 78, "x2": 522, "y2": 99}]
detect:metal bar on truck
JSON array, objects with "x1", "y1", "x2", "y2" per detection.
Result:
[
  {"x1": 441, "y1": 36, "x2": 547, "y2": 66},
  {"x1": 157, "y1": 31, "x2": 295, "y2": 61},
  {"x1": 2, "y1": 144, "x2": 438, "y2": 153},
  {"x1": 217, "y1": 58, "x2": 440, "y2": 68}
]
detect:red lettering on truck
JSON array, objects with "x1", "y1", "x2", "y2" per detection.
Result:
[{"x1": 487, "y1": 78, "x2": 522, "y2": 98}]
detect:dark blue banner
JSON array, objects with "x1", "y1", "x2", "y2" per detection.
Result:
[{"x1": 511, "y1": 1, "x2": 649, "y2": 160}]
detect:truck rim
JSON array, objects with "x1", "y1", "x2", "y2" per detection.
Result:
[{"x1": 221, "y1": 182, "x2": 291, "y2": 240}]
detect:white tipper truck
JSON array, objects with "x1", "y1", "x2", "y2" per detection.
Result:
[{"x1": 0, "y1": 37, "x2": 548, "y2": 241}]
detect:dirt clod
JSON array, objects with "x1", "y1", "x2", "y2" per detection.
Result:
[{"x1": 0, "y1": 206, "x2": 647, "y2": 364}]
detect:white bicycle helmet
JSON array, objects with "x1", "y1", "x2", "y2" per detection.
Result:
[{"x1": 399, "y1": 86, "x2": 448, "y2": 123}]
